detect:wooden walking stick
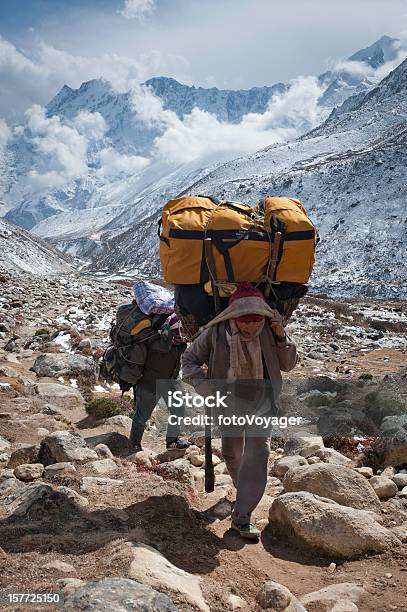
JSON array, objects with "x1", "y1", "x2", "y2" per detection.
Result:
[{"x1": 203, "y1": 238, "x2": 221, "y2": 493}]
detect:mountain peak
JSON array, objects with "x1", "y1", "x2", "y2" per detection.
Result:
[{"x1": 348, "y1": 35, "x2": 399, "y2": 68}]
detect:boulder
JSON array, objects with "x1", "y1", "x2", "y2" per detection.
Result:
[
  {"x1": 35, "y1": 383, "x2": 84, "y2": 408},
  {"x1": 85, "y1": 432, "x2": 134, "y2": 457},
  {"x1": 273, "y1": 455, "x2": 308, "y2": 477},
  {"x1": 256, "y1": 580, "x2": 306, "y2": 611},
  {"x1": 127, "y1": 542, "x2": 209, "y2": 612},
  {"x1": 94, "y1": 444, "x2": 114, "y2": 459},
  {"x1": 269, "y1": 492, "x2": 400, "y2": 559},
  {"x1": 399, "y1": 486, "x2": 407, "y2": 499},
  {"x1": 369, "y1": 475, "x2": 398, "y2": 499},
  {"x1": 284, "y1": 436, "x2": 325, "y2": 458},
  {"x1": 318, "y1": 405, "x2": 377, "y2": 437},
  {"x1": 373, "y1": 415, "x2": 407, "y2": 467},
  {"x1": 155, "y1": 459, "x2": 194, "y2": 485},
  {"x1": 128, "y1": 450, "x2": 157, "y2": 469},
  {"x1": 57, "y1": 486, "x2": 88, "y2": 508},
  {"x1": 8, "y1": 444, "x2": 40, "y2": 468},
  {"x1": 105, "y1": 415, "x2": 133, "y2": 431},
  {"x1": 392, "y1": 473, "x2": 407, "y2": 488},
  {"x1": 32, "y1": 353, "x2": 98, "y2": 378},
  {"x1": 86, "y1": 459, "x2": 118, "y2": 476},
  {"x1": 283, "y1": 463, "x2": 381, "y2": 511},
  {"x1": 301, "y1": 583, "x2": 367, "y2": 612},
  {"x1": 44, "y1": 462, "x2": 77, "y2": 477},
  {"x1": 40, "y1": 431, "x2": 98, "y2": 465},
  {"x1": 353, "y1": 466, "x2": 373, "y2": 478},
  {"x1": 2, "y1": 482, "x2": 53, "y2": 516},
  {"x1": 14, "y1": 463, "x2": 44, "y2": 481},
  {"x1": 314, "y1": 448, "x2": 352, "y2": 466},
  {"x1": 62, "y1": 577, "x2": 179, "y2": 611}
]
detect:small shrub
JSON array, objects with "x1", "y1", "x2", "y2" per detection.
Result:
[
  {"x1": 359, "y1": 372, "x2": 373, "y2": 380},
  {"x1": 34, "y1": 327, "x2": 51, "y2": 336},
  {"x1": 85, "y1": 398, "x2": 121, "y2": 419}
]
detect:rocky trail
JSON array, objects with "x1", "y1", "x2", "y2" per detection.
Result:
[{"x1": 0, "y1": 269, "x2": 406, "y2": 611}]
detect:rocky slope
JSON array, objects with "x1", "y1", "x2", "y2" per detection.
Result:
[
  {"x1": 97, "y1": 57, "x2": 407, "y2": 298},
  {"x1": 0, "y1": 218, "x2": 74, "y2": 276},
  {"x1": 0, "y1": 269, "x2": 406, "y2": 610}
]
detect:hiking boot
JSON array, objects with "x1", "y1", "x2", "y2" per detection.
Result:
[
  {"x1": 166, "y1": 437, "x2": 190, "y2": 450},
  {"x1": 231, "y1": 522, "x2": 260, "y2": 540}
]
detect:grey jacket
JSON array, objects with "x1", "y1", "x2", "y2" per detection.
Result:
[{"x1": 182, "y1": 320, "x2": 298, "y2": 400}]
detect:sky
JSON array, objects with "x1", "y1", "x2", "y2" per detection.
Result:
[{"x1": 1, "y1": 0, "x2": 407, "y2": 122}]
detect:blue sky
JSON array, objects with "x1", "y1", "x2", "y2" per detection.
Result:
[{"x1": 0, "y1": 0, "x2": 407, "y2": 120}]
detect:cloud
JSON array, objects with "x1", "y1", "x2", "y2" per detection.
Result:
[
  {"x1": 331, "y1": 45, "x2": 407, "y2": 82},
  {"x1": 23, "y1": 105, "x2": 91, "y2": 190},
  {"x1": 0, "y1": 118, "x2": 12, "y2": 149},
  {"x1": 97, "y1": 147, "x2": 150, "y2": 177},
  {"x1": 73, "y1": 110, "x2": 107, "y2": 141},
  {"x1": 130, "y1": 76, "x2": 326, "y2": 163},
  {"x1": 0, "y1": 35, "x2": 189, "y2": 120},
  {"x1": 119, "y1": 0, "x2": 156, "y2": 20}
]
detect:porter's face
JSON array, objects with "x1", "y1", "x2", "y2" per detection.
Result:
[{"x1": 235, "y1": 319, "x2": 264, "y2": 339}]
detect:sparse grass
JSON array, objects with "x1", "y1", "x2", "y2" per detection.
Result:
[{"x1": 85, "y1": 394, "x2": 134, "y2": 420}]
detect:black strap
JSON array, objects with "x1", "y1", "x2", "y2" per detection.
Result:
[
  {"x1": 168, "y1": 228, "x2": 315, "y2": 242},
  {"x1": 157, "y1": 218, "x2": 170, "y2": 247}
]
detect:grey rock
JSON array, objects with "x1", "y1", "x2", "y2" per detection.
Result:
[
  {"x1": 283, "y1": 463, "x2": 381, "y2": 511},
  {"x1": 45, "y1": 462, "x2": 77, "y2": 476},
  {"x1": 127, "y1": 542, "x2": 208, "y2": 611},
  {"x1": 33, "y1": 353, "x2": 98, "y2": 378},
  {"x1": 269, "y1": 492, "x2": 400, "y2": 559},
  {"x1": 62, "y1": 577, "x2": 179, "y2": 611},
  {"x1": 284, "y1": 436, "x2": 325, "y2": 458},
  {"x1": 80, "y1": 477, "x2": 124, "y2": 493},
  {"x1": 256, "y1": 580, "x2": 306, "y2": 611},
  {"x1": 94, "y1": 444, "x2": 114, "y2": 459},
  {"x1": 155, "y1": 459, "x2": 194, "y2": 485},
  {"x1": 8, "y1": 444, "x2": 40, "y2": 468},
  {"x1": 86, "y1": 458, "x2": 118, "y2": 476},
  {"x1": 301, "y1": 583, "x2": 367, "y2": 612},
  {"x1": 105, "y1": 415, "x2": 133, "y2": 431},
  {"x1": 369, "y1": 475, "x2": 398, "y2": 499},
  {"x1": 57, "y1": 486, "x2": 89, "y2": 508},
  {"x1": 40, "y1": 431, "x2": 98, "y2": 464},
  {"x1": 273, "y1": 455, "x2": 308, "y2": 477},
  {"x1": 392, "y1": 473, "x2": 407, "y2": 488},
  {"x1": 2, "y1": 482, "x2": 52, "y2": 516},
  {"x1": 35, "y1": 383, "x2": 84, "y2": 408},
  {"x1": 14, "y1": 463, "x2": 44, "y2": 481},
  {"x1": 314, "y1": 447, "x2": 352, "y2": 466}
]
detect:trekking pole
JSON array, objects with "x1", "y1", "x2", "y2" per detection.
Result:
[{"x1": 202, "y1": 238, "x2": 220, "y2": 493}]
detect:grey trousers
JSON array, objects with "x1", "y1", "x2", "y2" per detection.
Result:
[{"x1": 222, "y1": 433, "x2": 270, "y2": 525}]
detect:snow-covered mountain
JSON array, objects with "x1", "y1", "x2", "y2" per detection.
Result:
[
  {"x1": 94, "y1": 56, "x2": 407, "y2": 298},
  {"x1": 0, "y1": 218, "x2": 74, "y2": 275},
  {"x1": 1, "y1": 35, "x2": 402, "y2": 259}
]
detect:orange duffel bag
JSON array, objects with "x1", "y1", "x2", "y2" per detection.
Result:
[{"x1": 159, "y1": 195, "x2": 317, "y2": 285}]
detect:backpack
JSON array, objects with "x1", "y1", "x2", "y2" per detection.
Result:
[
  {"x1": 102, "y1": 301, "x2": 167, "y2": 392},
  {"x1": 159, "y1": 195, "x2": 317, "y2": 285},
  {"x1": 158, "y1": 195, "x2": 317, "y2": 338}
]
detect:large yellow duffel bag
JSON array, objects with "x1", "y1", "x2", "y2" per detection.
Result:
[{"x1": 159, "y1": 195, "x2": 317, "y2": 285}]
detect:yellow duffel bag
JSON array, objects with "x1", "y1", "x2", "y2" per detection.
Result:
[
  {"x1": 159, "y1": 195, "x2": 318, "y2": 285},
  {"x1": 261, "y1": 196, "x2": 318, "y2": 284},
  {"x1": 159, "y1": 196, "x2": 270, "y2": 284}
]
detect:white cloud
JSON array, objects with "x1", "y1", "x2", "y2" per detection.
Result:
[
  {"x1": 73, "y1": 110, "x2": 107, "y2": 141},
  {"x1": 24, "y1": 105, "x2": 90, "y2": 190},
  {"x1": 119, "y1": 0, "x2": 156, "y2": 20},
  {"x1": 130, "y1": 76, "x2": 326, "y2": 164},
  {"x1": 0, "y1": 35, "x2": 189, "y2": 120},
  {"x1": 97, "y1": 147, "x2": 150, "y2": 177},
  {"x1": 332, "y1": 46, "x2": 407, "y2": 82},
  {"x1": 0, "y1": 119, "x2": 12, "y2": 149}
]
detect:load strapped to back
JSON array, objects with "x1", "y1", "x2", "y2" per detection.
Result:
[
  {"x1": 158, "y1": 195, "x2": 319, "y2": 337},
  {"x1": 102, "y1": 281, "x2": 176, "y2": 391}
]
